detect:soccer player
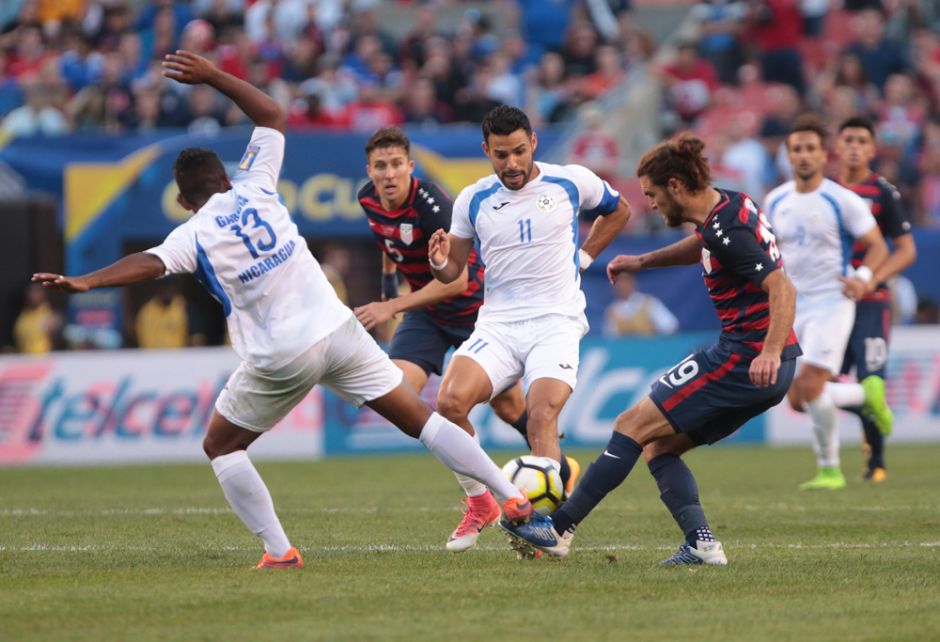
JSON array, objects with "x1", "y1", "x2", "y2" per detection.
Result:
[
  {"x1": 31, "y1": 51, "x2": 533, "y2": 569},
  {"x1": 355, "y1": 126, "x2": 579, "y2": 553},
  {"x1": 502, "y1": 133, "x2": 801, "y2": 565},
  {"x1": 763, "y1": 115, "x2": 889, "y2": 491},
  {"x1": 834, "y1": 116, "x2": 917, "y2": 482},
  {"x1": 428, "y1": 105, "x2": 631, "y2": 522}
]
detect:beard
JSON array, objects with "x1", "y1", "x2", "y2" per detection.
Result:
[
  {"x1": 500, "y1": 163, "x2": 533, "y2": 190},
  {"x1": 660, "y1": 192, "x2": 684, "y2": 227}
]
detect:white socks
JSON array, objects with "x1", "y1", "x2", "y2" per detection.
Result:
[
  {"x1": 419, "y1": 412, "x2": 522, "y2": 504},
  {"x1": 806, "y1": 393, "x2": 839, "y2": 467},
  {"x1": 825, "y1": 381, "x2": 865, "y2": 409},
  {"x1": 454, "y1": 429, "x2": 488, "y2": 497},
  {"x1": 211, "y1": 450, "x2": 292, "y2": 558}
]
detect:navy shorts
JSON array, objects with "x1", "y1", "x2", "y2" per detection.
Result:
[
  {"x1": 650, "y1": 341, "x2": 796, "y2": 446},
  {"x1": 388, "y1": 309, "x2": 473, "y2": 376},
  {"x1": 841, "y1": 298, "x2": 891, "y2": 380}
]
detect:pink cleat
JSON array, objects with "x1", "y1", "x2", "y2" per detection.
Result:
[{"x1": 446, "y1": 490, "x2": 501, "y2": 553}]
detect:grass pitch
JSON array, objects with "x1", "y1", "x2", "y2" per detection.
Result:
[{"x1": 2, "y1": 444, "x2": 939, "y2": 642}]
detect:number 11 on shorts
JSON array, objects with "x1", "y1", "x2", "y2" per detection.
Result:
[{"x1": 659, "y1": 354, "x2": 700, "y2": 388}]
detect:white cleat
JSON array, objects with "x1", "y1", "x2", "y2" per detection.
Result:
[{"x1": 660, "y1": 539, "x2": 728, "y2": 566}]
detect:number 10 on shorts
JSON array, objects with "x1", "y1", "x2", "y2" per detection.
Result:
[{"x1": 659, "y1": 354, "x2": 700, "y2": 388}]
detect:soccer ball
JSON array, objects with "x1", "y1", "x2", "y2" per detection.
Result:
[{"x1": 501, "y1": 455, "x2": 564, "y2": 515}]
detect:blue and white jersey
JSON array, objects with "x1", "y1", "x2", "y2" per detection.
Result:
[
  {"x1": 146, "y1": 127, "x2": 351, "y2": 370},
  {"x1": 450, "y1": 161, "x2": 619, "y2": 324},
  {"x1": 764, "y1": 177, "x2": 876, "y2": 297}
]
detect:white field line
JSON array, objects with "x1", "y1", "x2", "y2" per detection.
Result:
[{"x1": 1, "y1": 542, "x2": 938, "y2": 554}]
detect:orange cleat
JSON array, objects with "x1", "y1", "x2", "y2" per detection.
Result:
[
  {"x1": 500, "y1": 495, "x2": 533, "y2": 525},
  {"x1": 564, "y1": 456, "x2": 581, "y2": 496},
  {"x1": 254, "y1": 547, "x2": 304, "y2": 569}
]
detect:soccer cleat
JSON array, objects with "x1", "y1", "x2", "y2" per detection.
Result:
[
  {"x1": 445, "y1": 491, "x2": 501, "y2": 553},
  {"x1": 254, "y1": 547, "x2": 304, "y2": 569},
  {"x1": 660, "y1": 540, "x2": 727, "y2": 566},
  {"x1": 500, "y1": 513, "x2": 574, "y2": 559},
  {"x1": 799, "y1": 466, "x2": 847, "y2": 490},
  {"x1": 563, "y1": 455, "x2": 581, "y2": 497},
  {"x1": 863, "y1": 467, "x2": 887, "y2": 483},
  {"x1": 500, "y1": 495, "x2": 533, "y2": 525},
  {"x1": 861, "y1": 375, "x2": 893, "y2": 437}
]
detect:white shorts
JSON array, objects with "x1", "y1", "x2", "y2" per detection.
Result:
[
  {"x1": 793, "y1": 293, "x2": 856, "y2": 375},
  {"x1": 215, "y1": 316, "x2": 403, "y2": 432},
  {"x1": 453, "y1": 314, "x2": 588, "y2": 399}
]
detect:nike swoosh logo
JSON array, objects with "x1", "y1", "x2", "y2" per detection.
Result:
[
  {"x1": 602, "y1": 450, "x2": 621, "y2": 459},
  {"x1": 558, "y1": 363, "x2": 573, "y2": 370},
  {"x1": 493, "y1": 202, "x2": 510, "y2": 210}
]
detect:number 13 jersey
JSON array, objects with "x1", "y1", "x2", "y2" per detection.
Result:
[
  {"x1": 146, "y1": 127, "x2": 351, "y2": 370},
  {"x1": 450, "y1": 161, "x2": 620, "y2": 324}
]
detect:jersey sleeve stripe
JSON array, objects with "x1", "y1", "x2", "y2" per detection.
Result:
[
  {"x1": 193, "y1": 236, "x2": 232, "y2": 317},
  {"x1": 468, "y1": 182, "x2": 502, "y2": 231},
  {"x1": 819, "y1": 191, "x2": 854, "y2": 276},
  {"x1": 541, "y1": 175, "x2": 582, "y2": 277}
]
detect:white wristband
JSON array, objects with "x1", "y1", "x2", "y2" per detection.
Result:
[
  {"x1": 855, "y1": 266, "x2": 873, "y2": 283},
  {"x1": 578, "y1": 249, "x2": 594, "y2": 271},
  {"x1": 429, "y1": 256, "x2": 449, "y2": 271}
]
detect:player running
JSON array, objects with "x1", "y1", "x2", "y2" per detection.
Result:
[
  {"x1": 428, "y1": 106, "x2": 631, "y2": 529},
  {"x1": 834, "y1": 116, "x2": 917, "y2": 482},
  {"x1": 502, "y1": 133, "x2": 801, "y2": 565},
  {"x1": 355, "y1": 126, "x2": 579, "y2": 553},
  {"x1": 32, "y1": 51, "x2": 533, "y2": 569},
  {"x1": 764, "y1": 115, "x2": 889, "y2": 491}
]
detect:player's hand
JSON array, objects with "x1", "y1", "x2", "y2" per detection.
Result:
[
  {"x1": 839, "y1": 276, "x2": 872, "y2": 301},
  {"x1": 162, "y1": 50, "x2": 220, "y2": 85},
  {"x1": 428, "y1": 229, "x2": 449, "y2": 268},
  {"x1": 31, "y1": 273, "x2": 89, "y2": 293},
  {"x1": 606, "y1": 254, "x2": 643, "y2": 283},
  {"x1": 354, "y1": 300, "x2": 397, "y2": 331},
  {"x1": 749, "y1": 352, "x2": 781, "y2": 387}
]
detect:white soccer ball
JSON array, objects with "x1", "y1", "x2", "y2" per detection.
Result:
[{"x1": 501, "y1": 455, "x2": 564, "y2": 515}]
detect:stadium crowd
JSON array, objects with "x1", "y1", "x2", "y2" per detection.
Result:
[{"x1": 2, "y1": 0, "x2": 940, "y2": 352}]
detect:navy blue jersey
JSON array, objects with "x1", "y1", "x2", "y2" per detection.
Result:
[
  {"x1": 359, "y1": 177, "x2": 484, "y2": 327},
  {"x1": 696, "y1": 189, "x2": 801, "y2": 359},
  {"x1": 845, "y1": 173, "x2": 911, "y2": 302}
]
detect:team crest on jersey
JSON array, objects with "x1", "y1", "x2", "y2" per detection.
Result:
[
  {"x1": 536, "y1": 194, "x2": 556, "y2": 212},
  {"x1": 400, "y1": 223, "x2": 414, "y2": 245},
  {"x1": 701, "y1": 248, "x2": 713, "y2": 274},
  {"x1": 239, "y1": 145, "x2": 260, "y2": 170}
]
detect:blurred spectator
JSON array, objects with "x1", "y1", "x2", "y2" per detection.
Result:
[
  {"x1": 524, "y1": 51, "x2": 569, "y2": 126},
  {"x1": 561, "y1": 22, "x2": 600, "y2": 78},
  {"x1": 569, "y1": 101, "x2": 619, "y2": 185},
  {"x1": 401, "y1": 76, "x2": 452, "y2": 126},
  {"x1": 748, "y1": 0, "x2": 806, "y2": 96},
  {"x1": 658, "y1": 39, "x2": 719, "y2": 126},
  {"x1": 580, "y1": 44, "x2": 625, "y2": 100},
  {"x1": 14, "y1": 283, "x2": 62, "y2": 354},
  {"x1": 690, "y1": 0, "x2": 747, "y2": 85},
  {"x1": 345, "y1": 80, "x2": 403, "y2": 131},
  {"x1": 517, "y1": 0, "x2": 577, "y2": 65},
  {"x1": 721, "y1": 112, "x2": 771, "y2": 200},
  {"x1": 319, "y1": 244, "x2": 351, "y2": 305},
  {"x1": 915, "y1": 296, "x2": 939, "y2": 324},
  {"x1": 135, "y1": 282, "x2": 191, "y2": 349},
  {"x1": 604, "y1": 274, "x2": 679, "y2": 337},
  {"x1": 2, "y1": 80, "x2": 67, "y2": 135},
  {"x1": 843, "y1": 8, "x2": 909, "y2": 92}
]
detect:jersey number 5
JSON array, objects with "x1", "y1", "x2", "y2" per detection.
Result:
[
  {"x1": 230, "y1": 208, "x2": 277, "y2": 258},
  {"x1": 385, "y1": 238, "x2": 404, "y2": 262}
]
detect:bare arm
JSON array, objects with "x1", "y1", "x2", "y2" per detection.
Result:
[
  {"x1": 579, "y1": 196, "x2": 632, "y2": 264},
  {"x1": 607, "y1": 234, "x2": 700, "y2": 282},
  {"x1": 162, "y1": 50, "x2": 285, "y2": 132},
  {"x1": 748, "y1": 269, "x2": 797, "y2": 386},
  {"x1": 354, "y1": 266, "x2": 469, "y2": 331},
  {"x1": 872, "y1": 233, "x2": 917, "y2": 288},
  {"x1": 428, "y1": 230, "x2": 474, "y2": 284},
  {"x1": 32, "y1": 253, "x2": 167, "y2": 293}
]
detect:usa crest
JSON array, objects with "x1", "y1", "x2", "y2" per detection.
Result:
[
  {"x1": 536, "y1": 194, "x2": 555, "y2": 212},
  {"x1": 400, "y1": 223, "x2": 413, "y2": 245}
]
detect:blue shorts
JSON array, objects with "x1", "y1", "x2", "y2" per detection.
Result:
[
  {"x1": 388, "y1": 309, "x2": 473, "y2": 376},
  {"x1": 841, "y1": 298, "x2": 891, "y2": 380},
  {"x1": 650, "y1": 341, "x2": 796, "y2": 446}
]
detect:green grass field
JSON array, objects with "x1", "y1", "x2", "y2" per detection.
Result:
[{"x1": 2, "y1": 444, "x2": 939, "y2": 642}]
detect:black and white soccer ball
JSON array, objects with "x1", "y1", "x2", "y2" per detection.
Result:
[{"x1": 501, "y1": 455, "x2": 564, "y2": 515}]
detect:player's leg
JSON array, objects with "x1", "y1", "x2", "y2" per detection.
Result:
[
  {"x1": 488, "y1": 381, "x2": 530, "y2": 444},
  {"x1": 394, "y1": 359, "x2": 429, "y2": 394},
  {"x1": 387, "y1": 309, "x2": 445, "y2": 396}
]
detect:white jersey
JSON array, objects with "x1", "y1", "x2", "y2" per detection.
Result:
[
  {"x1": 764, "y1": 177, "x2": 876, "y2": 297},
  {"x1": 450, "y1": 161, "x2": 620, "y2": 324},
  {"x1": 146, "y1": 127, "x2": 351, "y2": 371}
]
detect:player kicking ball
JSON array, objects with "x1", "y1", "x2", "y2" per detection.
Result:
[
  {"x1": 502, "y1": 134, "x2": 801, "y2": 565},
  {"x1": 32, "y1": 51, "x2": 533, "y2": 569}
]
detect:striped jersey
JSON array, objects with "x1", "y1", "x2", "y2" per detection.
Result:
[
  {"x1": 696, "y1": 189, "x2": 801, "y2": 358},
  {"x1": 844, "y1": 173, "x2": 912, "y2": 302},
  {"x1": 146, "y1": 127, "x2": 351, "y2": 370},
  {"x1": 359, "y1": 177, "x2": 484, "y2": 327},
  {"x1": 764, "y1": 177, "x2": 877, "y2": 297},
  {"x1": 450, "y1": 161, "x2": 620, "y2": 324}
]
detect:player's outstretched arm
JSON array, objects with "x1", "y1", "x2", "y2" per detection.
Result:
[
  {"x1": 872, "y1": 233, "x2": 916, "y2": 291},
  {"x1": 749, "y1": 269, "x2": 796, "y2": 387},
  {"x1": 162, "y1": 50, "x2": 285, "y2": 132},
  {"x1": 579, "y1": 196, "x2": 631, "y2": 268},
  {"x1": 32, "y1": 253, "x2": 166, "y2": 293},
  {"x1": 428, "y1": 230, "x2": 473, "y2": 284},
  {"x1": 608, "y1": 234, "x2": 700, "y2": 282},
  {"x1": 354, "y1": 265, "x2": 469, "y2": 330}
]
